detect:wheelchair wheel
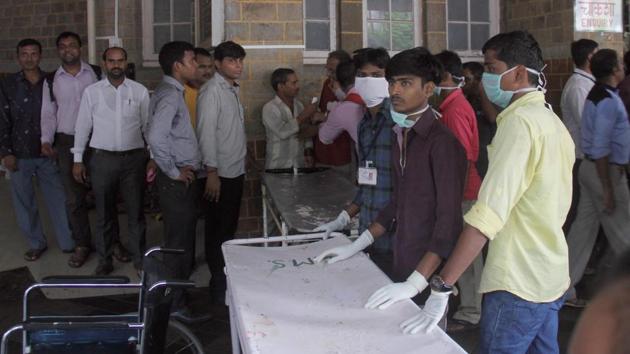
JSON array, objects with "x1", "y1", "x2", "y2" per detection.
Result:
[{"x1": 164, "y1": 320, "x2": 205, "y2": 354}]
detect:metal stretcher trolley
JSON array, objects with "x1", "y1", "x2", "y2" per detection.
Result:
[{"x1": 222, "y1": 233, "x2": 466, "y2": 354}]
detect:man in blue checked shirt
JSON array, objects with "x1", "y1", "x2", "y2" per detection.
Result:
[
  {"x1": 565, "y1": 48, "x2": 630, "y2": 307},
  {"x1": 314, "y1": 48, "x2": 394, "y2": 256}
]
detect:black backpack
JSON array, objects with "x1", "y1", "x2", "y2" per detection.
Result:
[{"x1": 45, "y1": 64, "x2": 102, "y2": 102}]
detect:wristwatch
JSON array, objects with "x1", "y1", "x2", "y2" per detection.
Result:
[{"x1": 430, "y1": 275, "x2": 454, "y2": 293}]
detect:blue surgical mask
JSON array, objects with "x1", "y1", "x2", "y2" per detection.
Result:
[
  {"x1": 390, "y1": 104, "x2": 430, "y2": 128},
  {"x1": 482, "y1": 66, "x2": 545, "y2": 108}
]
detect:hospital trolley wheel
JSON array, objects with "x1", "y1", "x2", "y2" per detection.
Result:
[{"x1": 164, "y1": 319, "x2": 205, "y2": 354}]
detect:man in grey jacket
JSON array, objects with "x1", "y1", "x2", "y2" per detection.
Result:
[{"x1": 196, "y1": 41, "x2": 247, "y2": 304}]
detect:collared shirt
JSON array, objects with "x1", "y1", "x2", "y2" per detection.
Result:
[
  {"x1": 184, "y1": 84, "x2": 199, "y2": 128},
  {"x1": 72, "y1": 78, "x2": 150, "y2": 162},
  {"x1": 352, "y1": 99, "x2": 394, "y2": 235},
  {"x1": 438, "y1": 88, "x2": 481, "y2": 200},
  {"x1": 147, "y1": 75, "x2": 201, "y2": 179},
  {"x1": 40, "y1": 61, "x2": 99, "y2": 143},
  {"x1": 262, "y1": 95, "x2": 313, "y2": 169},
  {"x1": 560, "y1": 68, "x2": 595, "y2": 159},
  {"x1": 581, "y1": 83, "x2": 630, "y2": 164},
  {"x1": 375, "y1": 107, "x2": 467, "y2": 281},
  {"x1": 0, "y1": 70, "x2": 46, "y2": 158},
  {"x1": 464, "y1": 91, "x2": 575, "y2": 302},
  {"x1": 318, "y1": 88, "x2": 365, "y2": 145},
  {"x1": 196, "y1": 73, "x2": 246, "y2": 178}
]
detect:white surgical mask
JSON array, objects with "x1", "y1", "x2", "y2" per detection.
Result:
[{"x1": 354, "y1": 77, "x2": 389, "y2": 108}]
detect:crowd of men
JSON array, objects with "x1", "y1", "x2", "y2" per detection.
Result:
[{"x1": 1, "y1": 29, "x2": 629, "y2": 352}]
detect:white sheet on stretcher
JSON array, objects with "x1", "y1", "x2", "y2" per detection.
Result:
[{"x1": 223, "y1": 236, "x2": 467, "y2": 354}]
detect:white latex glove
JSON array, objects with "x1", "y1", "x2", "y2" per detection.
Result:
[
  {"x1": 365, "y1": 271, "x2": 428, "y2": 310},
  {"x1": 313, "y1": 210, "x2": 351, "y2": 239},
  {"x1": 400, "y1": 290, "x2": 451, "y2": 335},
  {"x1": 314, "y1": 229, "x2": 373, "y2": 264}
]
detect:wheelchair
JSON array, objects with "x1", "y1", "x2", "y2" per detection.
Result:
[{"x1": 1, "y1": 247, "x2": 205, "y2": 354}]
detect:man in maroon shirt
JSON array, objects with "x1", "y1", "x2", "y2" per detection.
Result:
[
  {"x1": 313, "y1": 50, "x2": 353, "y2": 171},
  {"x1": 316, "y1": 48, "x2": 467, "y2": 330}
]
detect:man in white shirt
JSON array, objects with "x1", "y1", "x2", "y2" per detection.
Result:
[
  {"x1": 560, "y1": 39, "x2": 597, "y2": 235},
  {"x1": 72, "y1": 47, "x2": 151, "y2": 275},
  {"x1": 262, "y1": 68, "x2": 317, "y2": 169}
]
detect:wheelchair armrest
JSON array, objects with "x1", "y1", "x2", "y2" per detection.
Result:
[
  {"x1": 41, "y1": 275, "x2": 131, "y2": 285},
  {"x1": 144, "y1": 246, "x2": 185, "y2": 258},
  {"x1": 147, "y1": 279, "x2": 196, "y2": 293}
]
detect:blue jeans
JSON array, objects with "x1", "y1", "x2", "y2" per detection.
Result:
[
  {"x1": 9, "y1": 158, "x2": 74, "y2": 251},
  {"x1": 478, "y1": 291, "x2": 564, "y2": 354}
]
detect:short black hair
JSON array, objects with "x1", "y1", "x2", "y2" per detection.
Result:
[
  {"x1": 571, "y1": 39, "x2": 598, "y2": 68},
  {"x1": 434, "y1": 50, "x2": 463, "y2": 79},
  {"x1": 335, "y1": 61, "x2": 356, "y2": 90},
  {"x1": 102, "y1": 47, "x2": 128, "y2": 61},
  {"x1": 214, "y1": 41, "x2": 246, "y2": 61},
  {"x1": 158, "y1": 41, "x2": 195, "y2": 76},
  {"x1": 591, "y1": 48, "x2": 619, "y2": 81},
  {"x1": 463, "y1": 61, "x2": 484, "y2": 82},
  {"x1": 482, "y1": 31, "x2": 544, "y2": 85},
  {"x1": 328, "y1": 50, "x2": 351, "y2": 64},
  {"x1": 353, "y1": 47, "x2": 390, "y2": 71},
  {"x1": 194, "y1": 47, "x2": 212, "y2": 58},
  {"x1": 16, "y1": 38, "x2": 42, "y2": 54},
  {"x1": 270, "y1": 68, "x2": 295, "y2": 91},
  {"x1": 56, "y1": 31, "x2": 82, "y2": 47},
  {"x1": 385, "y1": 47, "x2": 442, "y2": 85}
]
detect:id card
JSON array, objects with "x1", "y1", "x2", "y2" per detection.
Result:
[{"x1": 358, "y1": 162, "x2": 378, "y2": 185}]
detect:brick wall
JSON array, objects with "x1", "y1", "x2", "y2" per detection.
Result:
[
  {"x1": 0, "y1": 0, "x2": 87, "y2": 72},
  {"x1": 224, "y1": 0, "x2": 326, "y2": 236},
  {"x1": 502, "y1": 0, "x2": 626, "y2": 115}
]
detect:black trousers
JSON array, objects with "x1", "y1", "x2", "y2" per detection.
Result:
[
  {"x1": 157, "y1": 169, "x2": 201, "y2": 308},
  {"x1": 201, "y1": 174, "x2": 244, "y2": 291},
  {"x1": 55, "y1": 133, "x2": 92, "y2": 248},
  {"x1": 90, "y1": 149, "x2": 147, "y2": 267}
]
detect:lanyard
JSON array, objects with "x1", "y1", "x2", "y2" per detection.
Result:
[{"x1": 360, "y1": 114, "x2": 386, "y2": 162}]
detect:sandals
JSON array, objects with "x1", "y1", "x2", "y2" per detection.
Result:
[
  {"x1": 68, "y1": 246, "x2": 91, "y2": 268},
  {"x1": 447, "y1": 318, "x2": 479, "y2": 333},
  {"x1": 24, "y1": 247, "x2": 47, "y2": 261},
  {"x1": 112, "y1": 243, "x2": 131, "y2": 263}
]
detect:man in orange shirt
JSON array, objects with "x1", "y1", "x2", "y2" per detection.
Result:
[{"x1": 184, "y1": 47, "x2": 214, "y2": 127}]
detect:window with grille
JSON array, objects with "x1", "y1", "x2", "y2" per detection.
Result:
[
  {"x1": 447, "y1": 0, "x2": 499, "y2": 56},
  {"x1": 364, "y1": 0, "x2": 419, "y2": 51}
]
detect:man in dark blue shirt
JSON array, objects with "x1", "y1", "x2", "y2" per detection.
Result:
[
  {"x1": 565, "y1": 48, "x2": 630, "y2": 306},
  {"x1": 0, "y1": 39, "x2": 74, "y2": 260}
]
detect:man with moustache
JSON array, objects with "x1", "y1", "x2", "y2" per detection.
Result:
[
  {"x1": 41, "y1": 32, "x2": 131, "y2": 268},
  {"x1": 185, "y1": 47, "x2": 214, "y2": 128},
  {"x1": 0, "y1": 38, "x2": 74, "y2": 261},
  {"x1": 196, "y1": 41, "x2": 247, "y2": 304},
  {"x1": 262, "y1": 68, "x2": 317, "y2": 169},
  {"x1": 72, "y1": 47, "x2": 150, "y2": 275}
]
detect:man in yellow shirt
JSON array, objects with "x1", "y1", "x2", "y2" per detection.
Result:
[
  {"x1": 185, "y1": 47, "x2": 214, "y2": 127},
  {"x1": 401, "y1": 31, "x2": 574, "y2": 354}
]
